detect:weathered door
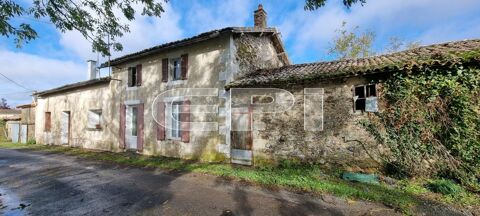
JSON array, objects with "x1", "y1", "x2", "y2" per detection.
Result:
[
  {"x1": 231, "y1": 106, "x2": 253, "y2": 165},
  {"x1": 20, "y1": 124, "x2": 27, "y2": 143},
  {"x1": 61, "y1": 111, "x2": 70, "y2": 145},
  {"x1": 126, "y1": 105, "x2": 138, "y2": 150},
  {"x1": 10, "y1": 123, "x2": 20, "y2": 143}
]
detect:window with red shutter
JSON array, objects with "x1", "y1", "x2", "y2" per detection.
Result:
[
  {"x1": 181, "y1": 100, "x2": 190, "y2": 143},
  {"x1": 137, "y1": 103, "x2": 144, "y2": 152},
  {"x1": 157, "y1": 102, "x2": 165, "y2": 141},
  {"x1": 162, "y1": 58, "x2": 169, "y2": 82},
  {"x1": 136, "y1": 64, "x2": 142, "y2": 86},
  {"x1": 119, "y1": 104, "x2": 126, "y2": 149},
  {"x1": 181, "y1": 54, "x2": 188, "y2": 80},
  {"x1": 44, "y1": 112, "x2": 51, "y2": 132}
]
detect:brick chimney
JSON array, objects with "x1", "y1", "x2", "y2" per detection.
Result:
[{"x1": 254, "y1": 4, "x2": 267, "y2": 28}]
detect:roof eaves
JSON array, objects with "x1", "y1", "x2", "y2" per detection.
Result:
[
  {"x1": 100, "y1": 27, "x2": 280, "y2": 68},
  {"x1": 34, "y1": 77, "x2": 111, "y2": 97},
  {"x1": 227, "y1": 39, "x2": 480, "y2": 89}
]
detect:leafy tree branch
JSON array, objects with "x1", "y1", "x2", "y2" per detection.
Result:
[{"x1": 0, "y1": 0, "x2": 166, "y2": 56}]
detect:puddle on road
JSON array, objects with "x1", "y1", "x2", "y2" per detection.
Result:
[{"x1": 0, "y1": 187, "x2": 29, "y2": 216}]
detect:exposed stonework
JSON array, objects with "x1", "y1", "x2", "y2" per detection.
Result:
[
  {"x1": 233, "y1": 34, "x2": 285, "y2": 78},
  {"x1": 249, "y1": 77, "x2": 381, "y2": 170}
]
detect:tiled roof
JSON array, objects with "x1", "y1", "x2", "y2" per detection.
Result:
[
  {"x1": 227, "y1": 39, "x2": 480, "y2": 89},
  {"x1": 34, "y1": 77, "x2": 111, "y2": 97},
  {"x1": 0, "y1": 109, "x2": 21, "y2": 115},
  {"x1": 101, "y1": 27, "x2": 284, "y2": 67}
]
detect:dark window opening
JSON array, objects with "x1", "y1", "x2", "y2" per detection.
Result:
[
  {"x1": 355, "y1": 86, "x2": 365, "y2": 98},
  {"x1": 354, "y1": 84, "x2": 377, "y2": 112},
  {"x1": 128, "y1": 67, "x2": 137, "y2": 87},
  {"x1": 367, "y1": 84, "x2": 377, "y2": 97}
]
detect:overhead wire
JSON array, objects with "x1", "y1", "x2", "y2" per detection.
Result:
[{"x1": 0, "y1": 72, "x2": 34, "y2": 91}]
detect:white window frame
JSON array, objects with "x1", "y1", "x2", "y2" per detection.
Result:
[
  {"x1": 354, "y1": 84, "x2": 377, "y2": 113},
  {"x1": 171, "y1": 58, "x2": 182, "y2": 81},
  {"x1": 87, "y1": 109, "x2": 102, "y2": 130},
  {"x1": 165, "y1": 99, "x2": 184, "y2": 140}
]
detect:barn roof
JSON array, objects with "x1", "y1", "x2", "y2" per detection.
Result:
[{"x1": 227, "y1": 39, "x2": 480, "y2": 89}]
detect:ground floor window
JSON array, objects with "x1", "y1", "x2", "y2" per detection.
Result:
[
  {"x1": 87, "y1": 109, "x2": 102, "y2": 130},
  {"x1": 171, "y1": 102, "x2": 181, "y2": 138},
  {"x1": 131, "y1": 106, "x2": 138, "y2": 136}
]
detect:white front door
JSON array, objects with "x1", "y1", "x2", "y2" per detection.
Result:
[
  {"x1": 20, "y1": 125, "x2": 27, "y2": 143},
  {"x1": 126, "y1": 106, "x2": 138, "y2": 150},
  {"x1": 61, "y1": 111, "x2": 70, "y2": 145}
]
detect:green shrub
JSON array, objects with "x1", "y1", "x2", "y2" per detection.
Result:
[
  {"x1": 27, "y1": 139, "x2": 36, "y2": 145},
  {"x1": 426, "y1": 179, "x2": 463, "y2": 195},
  {"x1": 361, "y1": 63, "x2": 480, "y2": 190}
]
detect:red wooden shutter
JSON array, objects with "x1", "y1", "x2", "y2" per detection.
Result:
[
  {"x1": 137, "y1": 103, "x2": 144, "y2": 152},
  {"x1": 181, "y1": 100, "x2": 190, "y2": 143},
  {"x1": 181, "y1": 54, "x2": 188, "y2": 80},
  {"x1": 45, "y1": 112, "x2": 51, "y2": 132},
  {"x1": 162, "y1": 58, "x2": 169, "y2": 82},
  {"x1": 157, "y1": 102, "x2": 165, "y2": 141},
  {"x1": 119, "y1": 104, "x2": 126, "y2": 149},
  {"x1": 247, "y1": 105, "x2": 253, "y2": 150},
  {"x1": 127, "y1": 68, "x2": 133, "y2": 87},
  {"x1": 136, "y1": 64, "x2": 142, "y2": 86}
]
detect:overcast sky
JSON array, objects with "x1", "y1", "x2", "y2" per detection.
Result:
[{"x1": 1, "y1": 0, "x2": 479, "y2": 106}]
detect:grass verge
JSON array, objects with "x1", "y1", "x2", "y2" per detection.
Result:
[{"x1": 1, "y1": 142, "x2": 479, "y2": 213}]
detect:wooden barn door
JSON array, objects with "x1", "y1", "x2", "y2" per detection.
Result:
[{"x1": 230, "y1": 106, "x2": 253, "y2": 165}]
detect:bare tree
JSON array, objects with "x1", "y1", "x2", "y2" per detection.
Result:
[{"x1": 0, "y1": 98, "x2": 10, "y2": 109}]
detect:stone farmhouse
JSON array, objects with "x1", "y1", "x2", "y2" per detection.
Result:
[{"x1": 34, "y1": 5, "x2": 480, "y2": 167}]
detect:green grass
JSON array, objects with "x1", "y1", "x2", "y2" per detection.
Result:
[{"x1": 1, "y1": 142, "x2": 479, "y2": 213}]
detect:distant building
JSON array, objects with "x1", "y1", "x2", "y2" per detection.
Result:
[{"x1": 0, "y1": 108, "x2": 20, "y2": 121}]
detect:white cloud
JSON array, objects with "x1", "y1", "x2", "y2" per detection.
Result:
[
  {"x1": 59, "y1": 2, "x2": 183, "y2": 61},
  {"x1": 276, "y1": 0, "x2": 480, "y2": 62},
  {"x1": 0, "y1": 49, "x2": 84, "y2": 106}
]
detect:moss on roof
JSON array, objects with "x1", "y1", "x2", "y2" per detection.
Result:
[{"x1": 226, "y1": 39, "x2": 480, "y2": 89}]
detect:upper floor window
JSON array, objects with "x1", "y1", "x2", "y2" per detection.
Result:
[
  {"x1": 172, "y1": 58, "x2": 182, "y2": 80},
  {"x1": 354, "y1": 84, "x2": 377, "y2": 112},
  {"x1": 128, "y1": 64, "x2": 142, "y2": 87},
  {"x1": 162, "y1": 54, "x2": 188, "y2": 82}
]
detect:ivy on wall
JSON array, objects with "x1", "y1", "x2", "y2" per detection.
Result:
[{"x1": 361, "y1": 63, "x2": 480, "y2": 191}]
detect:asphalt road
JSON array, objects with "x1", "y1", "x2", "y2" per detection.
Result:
[{"x1": 0, "y1": 148, "x2": 400, "y2": 216}]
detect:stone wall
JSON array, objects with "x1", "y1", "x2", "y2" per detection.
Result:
[
  {"x1": 35, "y1": 83, "x2": 118, "y2": 151},
  {"x1": 249, "y1": 77, "x2": 382, "y2": 170},
  {"x1": 233, "y1": 34, "x2": 284, "y2": 78}
]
